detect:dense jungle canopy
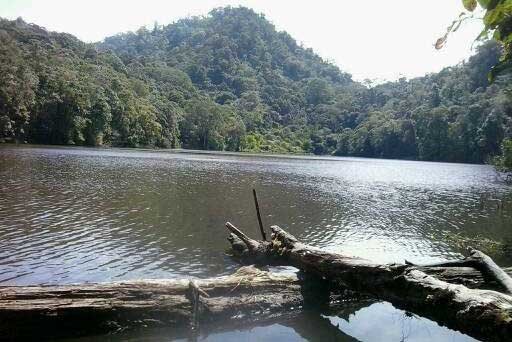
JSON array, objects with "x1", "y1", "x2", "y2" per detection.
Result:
[{"x1": 1, "y1": 6, "x2": 511, "y2": 164}]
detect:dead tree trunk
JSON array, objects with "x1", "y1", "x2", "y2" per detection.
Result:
[
  {"x1": 1, "y1": 264, "x2": 509, "y2": 340},
  {"x1": 225, "y1": 222, "x2": 512, "y2": 341},
  {"x1": 2, "y1": 224, "x2": 512, "y2": 341},
  {"x1": 0, "y1": 266, "x2": 307, "y2": 340}
]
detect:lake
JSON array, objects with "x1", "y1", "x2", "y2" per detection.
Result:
[{"x1": 1, "y1": 145, "x2": 511, "y2": 341}]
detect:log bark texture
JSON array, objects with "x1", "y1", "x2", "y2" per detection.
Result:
[
  {"x1": 225, "y1": 222, "x2": 512, "y2": 341},
  {"x1": 3, "y1": 264, "x2": 508, "y2": 341},
  {"x1": 0, "y1": 266, "x2": 307, "y2": 340}
]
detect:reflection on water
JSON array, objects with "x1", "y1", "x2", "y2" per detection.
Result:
[
  {"x1": 327, "y1": 302, "x2": 476, "y2": 342},
  {"x1": 67, "y1": 301, "x2": 476, "y2": 342},
  {"x1": 1, "y1": 145, "x2": 510, "y2": 341}
]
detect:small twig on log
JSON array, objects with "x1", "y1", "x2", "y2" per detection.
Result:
[{"x1": 252, "y1": 189, "x2": 267, "y2": 241}]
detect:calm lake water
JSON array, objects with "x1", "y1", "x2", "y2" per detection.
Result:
[{"x1": 1, "y1": 145, "x2": 511, "y2": 341}]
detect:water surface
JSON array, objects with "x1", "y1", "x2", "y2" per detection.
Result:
[{"x1": 1, "y1": 145, "x2": 511, "y2": 341}]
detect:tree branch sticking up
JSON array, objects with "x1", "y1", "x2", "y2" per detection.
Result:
[{"x1": 225, "y1": 222, "x2": 512, "y2": 341}]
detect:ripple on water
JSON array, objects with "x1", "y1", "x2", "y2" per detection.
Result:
[{"x1": 0, "y1": 146, "x2": 511, "y2": 285}]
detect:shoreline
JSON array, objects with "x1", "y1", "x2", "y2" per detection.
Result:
[{"x1": 0, "y1": 142, "x2": 489, "y2": 167}]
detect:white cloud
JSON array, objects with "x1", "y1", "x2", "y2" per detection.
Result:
[{"x1": 1, "y1": 0, "x2": 485, "y2": 81}]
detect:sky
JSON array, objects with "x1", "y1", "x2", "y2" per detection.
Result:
[{"x1": 0, "y1": 0, "x2": 485, "y2": 82}]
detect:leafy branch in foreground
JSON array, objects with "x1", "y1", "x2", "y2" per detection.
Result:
[
  {"x1": 437, "y1": 1, "x2": 512, "y2": 175},
  {"x1": 437, "y1": 0, "x2": 512, "y2": 81}
]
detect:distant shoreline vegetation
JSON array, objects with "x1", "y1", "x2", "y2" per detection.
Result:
[
  {"x1": 0, "y1": 7, "x2": 511, "y2": 166},
  {"x1": 0, "y1": 142, "x2": 503, "y2": 168}
]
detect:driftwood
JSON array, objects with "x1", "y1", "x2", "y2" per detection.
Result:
[
  {"x1": 406, "y1": 248, "x2": 512, "y2": 294},
  {"x1": 2, "y1": 222, "x2": 512, "y2": 341},
  {"x1": 252, "y1": 188, "x2": 267, "y2": 241},
  {"x1": 225, "y1": 222, "x2": 512, "y2": 341},
  {"x1": 2, "y1": 265, "x2": 509, "y2": 341},
  {"x1": 4, "y1": 261, "x2": 505, "y2": 341},
  {"x1": 0, "y1": 266, "x2": 303, "y2": 340}
]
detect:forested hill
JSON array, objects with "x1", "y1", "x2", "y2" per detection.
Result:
[{"x1": 1, "y1": 7, "x2": 511, "y2": 164}]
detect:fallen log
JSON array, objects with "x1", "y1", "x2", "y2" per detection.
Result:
[
  {"x1": 0, "y1": 266, "x2": 301, "y2": 340},
  {"x1": 2, "y1": 226, "x2": 512, "y2": 341},
  {"x1": 226, "y1": 223, "x2": 512, "y2": 290},
  {"x1": 407, "y1": 247, "x2": 512, "y2": 294},
  {"x1": 225, "y1": 222, "x2": 512, "y2": 341},
  {"x1": 0, "y1": 266, "x2": 362, "y2": 340}
]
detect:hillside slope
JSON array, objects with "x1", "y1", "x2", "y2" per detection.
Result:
[{"x1": 0, "y1": 7, "x2": 510, "y2": 163}]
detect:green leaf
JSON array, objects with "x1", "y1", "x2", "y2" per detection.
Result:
[
  {"x1": 483, "y1": 1, "x2": 512, "y2": 28},
  {"x1": 463, "y1": 0, "x2": 478, "y2": 11},
  {"x1": 493, "y1": 29, "x2": 502, "y2": 40},
  {"x1": 478, "y1": 0, "x2": 501, "y2": 10},
  {"x1": 477, "y1": 0, "x2": 491, "y2": 9},
  {"x1": 502, "y1": 32, "x2": 512, "y2": 44}
]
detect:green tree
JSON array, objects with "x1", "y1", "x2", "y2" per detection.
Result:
[{"x1": 415, "y1": 108, "x2": 452, "y2": 161}]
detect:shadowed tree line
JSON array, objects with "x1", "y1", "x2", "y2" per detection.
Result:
[{"x1": 0, "y1": 7, "x2": 511, "y2": 165}]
